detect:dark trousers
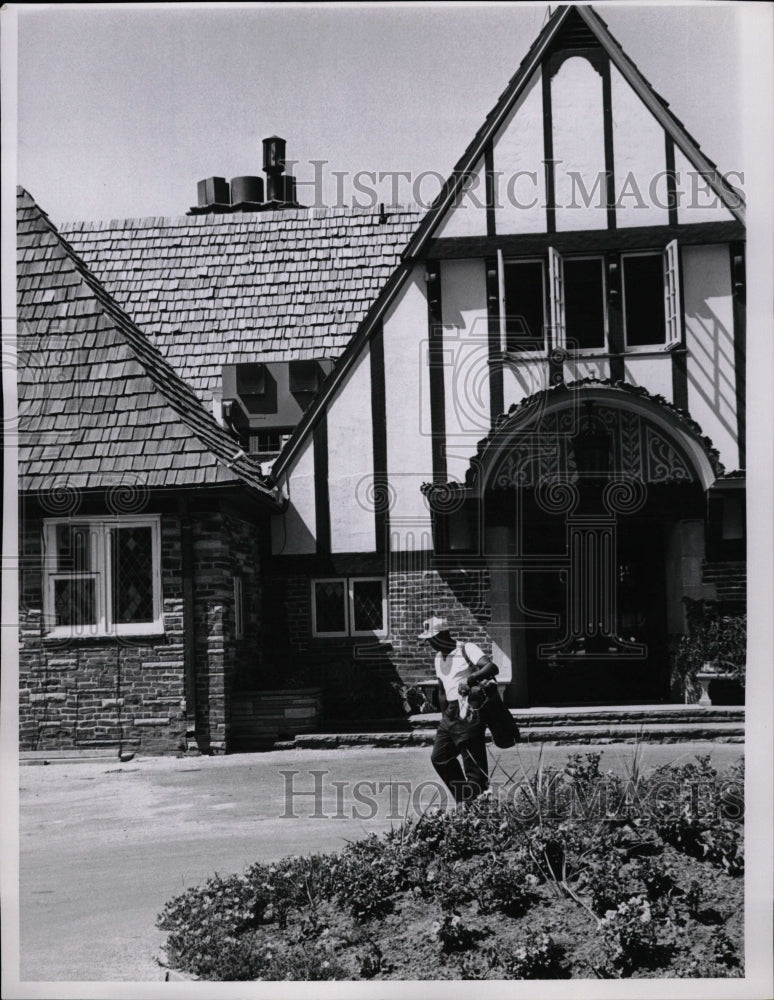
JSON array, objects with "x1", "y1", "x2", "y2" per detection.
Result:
[{"x1": 431, "y1": 710, "x2": 489, "y2": 805}]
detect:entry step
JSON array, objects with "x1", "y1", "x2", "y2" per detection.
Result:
[{"x1": 274, "y1": 719, "x2": 744, "y2": 750}]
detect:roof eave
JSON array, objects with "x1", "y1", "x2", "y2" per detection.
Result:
[
  {"x1": 401, "y1": 5, "x2": 572, "y2": 261},
  {"x1": 576, "y1": 6, "x2": 745, "y2": 225}
]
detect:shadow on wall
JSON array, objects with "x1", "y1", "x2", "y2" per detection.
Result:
[
  {"x1": 320, "y1": 651, "x2": 408, "y2": 722},
  {"x1": 684, "y1": 246, "x2": 739, "y2": 452}
]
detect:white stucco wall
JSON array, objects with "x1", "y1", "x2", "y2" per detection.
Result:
[
  {"x1": 441, "y1": 259, "x2": 490, "y2": 482},
  {"x1": 565, "y1": 357, "x2": 610, "y2": 383},
  {"x1": 383, "y1": 267, "x2": 434, "y2": 546},
  {"x1": 682, "y1": 244, "x2": 739, "y2": 469},
  {"x1": 492, "y1": 70, "x2": 547, "y2": 235},
  {"x1": 552, "y1": 56, "x2": 607, "y2": 232},
  {"x1": 623, "y1": 355, "x2": 674, "y2": 402},
  {"x1": 610, "y1": 66, "x2": 669, "y2": 229},
  {"x1": 327, "y1": 347, "x2": 376, "y2": 553},
  {"x1": 272, "y1": 436, "x2": 316, "y2": 555},
  {"x1": 501, "y1": 359, "x2": 550, "y2": 412},
  {"x1": 674, "y1": 147, "x2": 735, "y2": 226},
  {"x1": 433, "y1": 158, "x2": 488, "y2": 239}
]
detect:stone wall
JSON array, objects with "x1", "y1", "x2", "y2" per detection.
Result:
[
  {"x1": 19, "y1": 512, "x2": 187, "y2": 754},
  {"x1": 19, "y1": 502, "x2": 266, "y2": 755}
]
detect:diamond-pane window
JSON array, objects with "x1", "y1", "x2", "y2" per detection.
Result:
[
  {"x1": 311, "y1": 577, "x2": 387, "y2": 637},
  {"x1": 44, "y1": 517, "x2": 162, "y2": 635},
  {"x1": 55, "y1": 524, "x2": 91, "y2": 572},
  {"x1": 313, "y1": 580, "x2": 347, "y2": 634},
  {"x1": 111, "y1": 526, "x2": 154, "y2": 624},
  {"x1": 351, "y1": 579, "x2": 384, "y2": 633},
  {"x1": 54, "y1": 578, "x2": 96, "y2": 627}
]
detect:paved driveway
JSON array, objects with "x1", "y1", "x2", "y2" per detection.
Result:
[{"x1": 18, "y1": 742, "x2": 743, "y2": 983}]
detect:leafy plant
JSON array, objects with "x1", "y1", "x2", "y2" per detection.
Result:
[
  {"x1": 498, "y1": 931, "x2": 568, "y2": 979},
  {"x1": 650, "y1": 756, "x2": 744, "y2": 875},
  {"x1": 673, "y1": 600, "x2": 746, "y2": 697},
  {"x1": 593, "y1": 896, "x2": 678, "y2": 976},
  {"x1": 334, "y1": 835, "x2": 405, "y2": 920},
  {"x1": 432, "y1": 910, "x2": 482, "y2": 954},
  {"x1": 472, "y1": 854, "x2": 538, "y2": 917},
  {"x1": 260, "y1": 940, "x2": 350, "y2": 981}
]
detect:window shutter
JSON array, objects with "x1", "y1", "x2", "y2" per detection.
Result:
[
  {"x1": 664, "y1": 239, "x2": 682, "y2": 348},
  {"x1": 497, "y1": 248, "x2": 506, "y2": 352},
  {"x1": 548, "y1": 247, "x2": 566, "y2": 349}
]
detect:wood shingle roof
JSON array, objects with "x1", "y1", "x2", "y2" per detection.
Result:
[
  {"x1": 17, "y1": 187, "x2": 281, "y2": 504},
  {"x1": 60, "y1": 205, "x2": 421, "y2": 404}
]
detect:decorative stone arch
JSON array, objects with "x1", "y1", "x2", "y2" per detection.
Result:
[{"x1": 463, "y1": 381, "x2": 723, "y2": 498}]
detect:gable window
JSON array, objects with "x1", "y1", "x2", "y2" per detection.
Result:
[
  {"x1": 311, "y1": 577, "x2": 387, "y2": 637},
  {"x1": 501, "y1": 257, "x2": 546, "y2": 352},
  {"x1": 43, "y1": 516, "x2": 162, "y2": 636},
  {"x1": 563, "y1": 257, "x2": 606, "y2": 350},
  {"x1": 622, "y1": 240, "x2": 682, "y2": 350},
  {"x1": 546, "y1": 250, "x2": 606, "y2": 351}
]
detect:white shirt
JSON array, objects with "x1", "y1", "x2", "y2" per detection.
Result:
[{"x1": 434, "y1": 641, "x2": 485, "y2": 702}]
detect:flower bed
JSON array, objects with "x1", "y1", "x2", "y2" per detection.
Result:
[{"x1": 157, "y1": 752, "x2": 744, "y2": 981}]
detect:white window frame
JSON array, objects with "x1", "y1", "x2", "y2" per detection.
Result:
[
  {"x1": 664, "y1": 239, "x2": 682, "y2": 349},
  {"x1": 311, "y1": 576, "x2": 388, "y2": 638},
  {"x1": 349, "y1": 577, "x2": 388, "y2": 638},
  {"x1": 621, "y1": 242, "x2": 682, "y2": 352},
  {"x1": 556, "y1": 252, "x2": 608, "y2": 354},
  {"x1": 499, "y1": 253, "x2": 549, "y2": 355},
  {"x1": 548, "y1": 246, "x2": 566, "y2": 351},
  {"x1": 43, "y1": 516, "x2": 163, "y2": 638}
]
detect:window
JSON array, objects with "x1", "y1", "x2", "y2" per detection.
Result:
[
  {"x1": 43, "y1": 517, "x2": 162, "y2": 636},
  {"x1": 501, "y1": 258, "x2": 547, "y2": 352},
  {"x1": 234, "y1": 576, "x2": 245, "y2": 640},
  {"x1": 546, "y1": 250, "x2": 607, "y2": 351},
  {"x1": 311, "y1": 577, "x2": 387, "y2": 637},
  {"x1": 622, "y1": 240, "x2": 682, "y2": 350},
  {"x1": 563, "y1": 257, "x2": 606, "y2": 350},
  {"x1": 544, "y1": 241, "x2": 681, "y2": 353},
  {"x1": 248, "y1": 429, "x2": 292, "y2": 457}
]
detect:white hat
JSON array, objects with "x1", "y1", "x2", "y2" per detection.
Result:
[{"x1": 418, "y1": 616, "x2": 449, "y2": 639}]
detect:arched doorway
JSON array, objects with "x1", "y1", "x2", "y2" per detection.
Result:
[{"x1": 431, "y1": 382, "x2": 724, "y2": 707}]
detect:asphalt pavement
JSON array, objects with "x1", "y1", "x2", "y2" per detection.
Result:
[{"x1": 17, "y1": 742, "x2": 744, "y2": 983}]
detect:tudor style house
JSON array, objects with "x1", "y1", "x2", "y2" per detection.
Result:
[{"x1": 18, "y1": 6, "x2": 746, "y2": 753}]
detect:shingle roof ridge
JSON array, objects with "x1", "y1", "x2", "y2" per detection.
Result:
[
  {"x1": 19, "y1": 188, "x2": 281, "y2": 504},
  {"x1": 58, "y1": 202, "x2": 424, "y2": 232}
]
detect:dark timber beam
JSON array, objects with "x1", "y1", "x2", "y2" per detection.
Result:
[{"x1": 424, "y1": 221, "x2": 745, "y2": 261}]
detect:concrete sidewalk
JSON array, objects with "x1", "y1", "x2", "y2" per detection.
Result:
[{"x1": 18, "y1": 742, "x2": 744, "y2": 983}]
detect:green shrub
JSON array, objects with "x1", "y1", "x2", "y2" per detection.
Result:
[
  {"x1": 259, "y1": 940, "x2": 350, "y2": 981},
  {"x1": 157, "y1": 871, "x2": 269, "y2": 977},
  {"x1": 673, "y1": 600, "x2": 746, "y2": 697},
  {"x1": 594, "y1": 896, "x2": 680, "y2": 977},
  {"x1": 648, "y1": 757, "x2": 744, "y2": 875},
  {"x1": 335, "y1": 835, "x2": 405, "y2": 920},
  {"x1": 432, "y1": 911, "x2": 481, "y2": 954},
  {"x1": 472, "y1": 854, "x2": 538, "y2": 917},
  {"x1": 498, "y1": 931, "x2": 568, "y2": 979}
]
